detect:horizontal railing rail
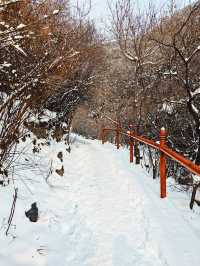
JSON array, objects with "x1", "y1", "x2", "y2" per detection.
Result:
[{"x1": 101, "y1": 122, "x2": 200, "y2": 199}]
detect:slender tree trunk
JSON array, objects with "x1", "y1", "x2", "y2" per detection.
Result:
[
  {"x1": 195, "y1": 128, "x2": 200, "y2": 165},
  {"x1": 190, "y1": 182, "x2": 200, "y2": 209}
]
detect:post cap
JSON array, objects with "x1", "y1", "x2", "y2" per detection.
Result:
[{"x1": 160, "y1": 127, "x2": 167, "y2": 137}]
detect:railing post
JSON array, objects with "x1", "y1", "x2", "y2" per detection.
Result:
[
  {"x1": 160, "y1": 127, "x2": 167, "y2": 198},
  {"x1": 129, "y1": 124, "x2": 134, "y2": 163},
  {"x1": 102, "y1": 129, "x2": 106, "y2": 144},
  {"x1": 116, "y1": 123, "x2": 120, "y2": 149}
]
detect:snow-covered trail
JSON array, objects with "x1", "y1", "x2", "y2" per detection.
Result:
[
  {"x1": 65, "y1": 140, "x2": 164, "y2": 266},
  {"x1": 1, "y1": 136, "x2": 200, "y2": 266},
  {"x1": 60, "y1": 137, "x2": 200, "y2": 266}
]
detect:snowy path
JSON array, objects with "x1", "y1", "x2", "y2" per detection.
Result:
[
  {"x1": 1, "y1": 136, "x2": 200, "y2": 266},
  {"x1": 60, "y1": 138, "x2": 200, "y2": 266},
  {"x1": 65, "y1": 141, "x2": 163, "y2": 266}
]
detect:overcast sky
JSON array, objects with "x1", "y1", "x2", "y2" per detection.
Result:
[
  {"x1": 76, "y1": 0, "x2": 192, "y2": 35},
  {"x1": 78, "y1": 0, "x2": 192, "y2": 31}
]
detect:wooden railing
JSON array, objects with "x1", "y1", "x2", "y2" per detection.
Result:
[{"x1": 101, "y1": 123, "x2": 200, "y2": 199}]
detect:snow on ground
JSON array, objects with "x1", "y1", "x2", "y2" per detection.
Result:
[{"x1": 0, "y1": 135, "x2": 200, "y2": 266}]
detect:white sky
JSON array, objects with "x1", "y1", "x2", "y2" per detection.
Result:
[{"x1": 77, "y1": 0, "x2": 192, "y2": 32}]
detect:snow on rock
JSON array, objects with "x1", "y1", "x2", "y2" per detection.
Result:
[
  {"x1": 0, "y1": 135, "x2": 200, "y2": 265},
  {"x1": 53, "y1": 10, "x2": 59, "y2": 15},
  {"x1": 16, "y1": 23, "x2": 26, "y2": 30},
  {"x1": 163, "y1": 70, "x2": 177, "y2": 76}
]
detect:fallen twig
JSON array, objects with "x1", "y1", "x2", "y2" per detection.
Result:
[{"x1": 6, "y1": 188, "x2": 18, "y2": 236}]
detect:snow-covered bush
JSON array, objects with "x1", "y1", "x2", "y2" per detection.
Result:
[{"x1": 0, "y1": 0, "x2": 103, "y2": 182}]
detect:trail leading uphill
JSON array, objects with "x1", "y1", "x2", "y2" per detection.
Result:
[{"x1": 0, "y1": 135, "x2": 200, "y2": 266}]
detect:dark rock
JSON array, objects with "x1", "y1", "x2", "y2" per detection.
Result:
[{"x1": 25, "y1": 202, "x2": 39, "y2": 222}]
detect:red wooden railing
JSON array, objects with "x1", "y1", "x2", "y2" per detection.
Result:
[{"x1": 101, "y1": 123, "x2": 200, "y2": 199}]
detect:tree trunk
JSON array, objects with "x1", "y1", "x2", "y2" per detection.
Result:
[
  {"x1": 195, "y1": 128, "x2": 200, "y2": 165},
  {"x1": 190, "y1": 182, "x2": 200, "y2": 209},
  {"x1": 135, "y1": 143, "x2": 140, "y2": 164}
]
